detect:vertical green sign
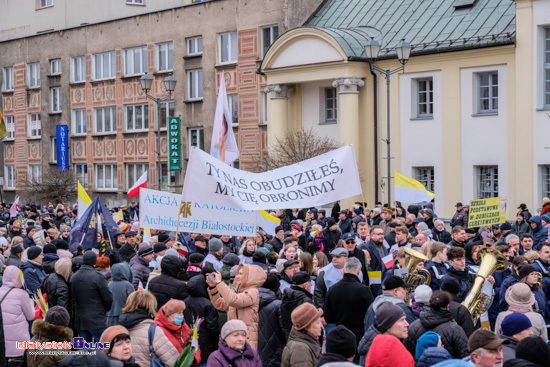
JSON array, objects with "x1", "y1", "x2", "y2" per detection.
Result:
[{"x1": 168, "y1": 117, "x2": 181, "y2": 172}]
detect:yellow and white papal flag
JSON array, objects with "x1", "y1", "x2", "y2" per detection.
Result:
[
  {"x1": 256, "y1": 210, "x2": 281, "y2": 236},
  {"x1": 77, "y1": 181, "x2": 92, "y2": 218},
  {"x1": 394, "y1": 171, "x2": 435, "y2": 204}
]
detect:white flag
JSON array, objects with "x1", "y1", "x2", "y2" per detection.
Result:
[
  {"x1": 9, "y1": 196, "x2": 19, "y2": 217},
  {"x1": 210, "y1": 71, "x2": 239, "y2": 165}
]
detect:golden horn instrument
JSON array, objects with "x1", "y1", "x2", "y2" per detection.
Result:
[
  {"x1": 464, "y1": 247, "x2": 508, "y2": 325},
  {"x1": 402, "y1": 247, "x2": 431, "y2": 304}
]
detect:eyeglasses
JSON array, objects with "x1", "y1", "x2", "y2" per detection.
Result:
[
  {"x1": 372, "y1": 232, "x2": 384, "y2": 236},
  {"x1": 345, "y1": 240, "x2": 356, "y2": 244}
]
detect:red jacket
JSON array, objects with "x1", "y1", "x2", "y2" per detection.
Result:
[
  {"x1": 155, "y1": 305, "x2": 201, "y2": 363},
  {"x1": 365, "y1": 334, "x2": 414, "y2": 367}
]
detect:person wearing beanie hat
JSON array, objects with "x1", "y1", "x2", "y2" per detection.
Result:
[
  {"x1": 280, "y1": 271, "x2": 314, "y2": 338},
  {"x1": 23, "y1": 226, "x2": 37, "y2": 248},
  {"x1": 495, "y1": 284, "x2": 547, "y2": 343},
  {"x1": 516, "y1": 263, "x2": 549, "y2": 323},
  {"x1": 98, "y1": 325, "x2": 137, "y2": 366},
  {"x1": 281, "y1": 303, "x2": 323, "y2": 367},
  {"x1": 412, "y1": 285, "x2": 433, "y2": 318},
  {"x1": 500, "y1": 312, "x2": 533, "y2": 362},
  {"x1": 155, "y1": 299, "x2": 196, "y2": 356},
  {"x1": 5, "y1": 242, "x2": 24, "y2": 268},
  {"x1": 148, "y1": 254, "x2": 189, "y2": 311},
  {"x1": 439, "y1": 276, "x2": 476, "y2": 337},
  {"x1": 317, "y1": 325, "x2": 358, "y2": 366},
  {"x1": 267, "y1": 225, "x2": 285, "y2": 253},
  {"x1": 26, "y1": 306, "x2": 74, "y2": 367},
  {"x1": 514, "y1": 335, "x2": 550, "y2": 367},
  {"x1": 41, "y1": 242, "x2": 60, "y2": 275},
  {"x1": 415, "y1": 331, "x2": 441, "y2": 360},
  {"x1": 206, "y1": 264, "x2": 267, "y2": 350},
  {"x1": 129, "y1": 244, "x2": 154, "y2": 290},
  {"x1": 405, "y1": 290, "x2": 468, "y2": 359},
  {"x1": 220, "y1": 253, "x2": 240, "y2": 285},
  {"x1": 203, "y1": 237, "x2": 224, "y2": 271},
  {"x1": 20, "y1": 246, "x2": 46, "y2": 294},
  {"x1": 60, "y1": 225, "x2": 71, "y2": 241},
  {"x1": 207, "y1": 319, "x2": 262, "y2": 367},
  {"x1": 40, "y1": 258, "x2": 72, "y2": 319},
  {"x1": 432, "y1": 219, "x2": 452, "y2": 243}
]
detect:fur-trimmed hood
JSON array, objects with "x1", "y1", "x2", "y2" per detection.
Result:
[{"x1": 31, "y1": 319, "x2": 73, "y2": 341}]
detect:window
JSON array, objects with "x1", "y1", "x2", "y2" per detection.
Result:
[
  {"x1": 477, "y1": 166, "x2": 499, "y2": 198},
  {"x1": 71, "y1": 56, "x2": 85, "y2": 83},
  {"x1": 189, "y1": 127, "x2": 204, "y2": 154},
  {"x1": 227, "y1": 94, "x2": 238, "y2": 124},
  {"x1": 94, "y1": 106, "x2": 117, "y2": 133},
  {"x1": 27, "y1": 63, "x2": 40, "y2": 88},
  {"x1": 477, "y1": 72, "x2": 498, "y2": 114},
  {"x1": 187, "y1": 36, "x2": 203, "y2": 57},
  {"x1": 2, "y1": 67, "x2": 14, "y2": 91},
  {"x1": 125, "y1": 104, "x2": 149, "y2": 131},
  {"x1": 38, "y1": 0, "x2": 53, "y2": 8},
  {"x1": 414, "y1": 167, "x2": 435, "y2": 192},
  {"x1": 160, "y1": 163, "x2": 176, "y2": 191},
  {"x1": 4, "y1": 115, "x2": 14, "y2": 140},
  {"x1": 4, "y1": 165, "x2": 15, "y2": 189},
  {"x1": 51, "y1": 87, "x2": 62, "y2": 113},
  {"x1": 51, "y1": 137, "x2": 57, "y2": 162},
  {"x1": 28, "y1": 113, "x2": 41, "y2": 138},
  {"x1": 156, "y1": 42, "x2": 173, "y2": 72},
  {"x1": 324, "y1": 87, "x2": 337, "y2": 122},
  {"x1": 123, "y1": 46, "x2": 148, "y2": 76},
  {"x1": 417, "y1": 78, "x2": 433, "y2": 117},
  {"x1": 50, "y1": 59, "x2": 61, "y2": 75},
  {"x1": 261, "y1": 92, "x2": 268, "y2": 124},
  {"x1": 159, "y1": 100, "x2": 174, "y2": 129},
  {"x1": 261, "y1": 25, "x2": 279, "y2": 57},
  {"x1": 544, "y1": 27, "x2": 550, "y2": 108},
  {"x1": 96, "y1": 163, "x2": 118, "y2": 190},
  {"x1": 542, "y1": 165, "x2": 550, "y2": 199},
  {"x1": 218, "y1": 32, "x2": 238, "y2": 64},
  {"x1": 126, "y1": 163, "x2": 148, "y2": 190},
  {"x1": 187, "y1": 69, "x2": 203, "y2": 101},
  {"x1": 75, "y1": 164, "x2": 88, "y2": 188},
  {"x1": 92, "y1": 51, "x2": 115, "y2": 80},
  {"x1": 126, "y1": 0, "x2": 143, "y2": 3},
  {"x1": 232, "y1": 160, "x2": 240, "y2": 169},
  {"x1": 28, "y1": 165, "x2": 42, "y2": 184},
  {"x1": 71, "y1": 109, "x2": 87, "y2": 135}
]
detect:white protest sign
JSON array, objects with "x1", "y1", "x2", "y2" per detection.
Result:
[
  {"x1": 182, "y1": 145, "x2": 362, "y2": 210},
  {"x1": 139, "y1": 188, "x2": 256, "y2": 236}
]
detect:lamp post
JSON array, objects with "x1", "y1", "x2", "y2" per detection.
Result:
[
  {"x1": 364, "y1": 37, "x2": 411, "y2": 206},
  {"x1": 140, "y1": 72, "x2": 177, "y2": 191}
]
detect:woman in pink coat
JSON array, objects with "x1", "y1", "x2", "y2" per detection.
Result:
[{"x1": 0, "y1": 265, "x2": 35, "y2": 359}]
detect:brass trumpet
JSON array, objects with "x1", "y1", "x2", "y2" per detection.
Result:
[{"x1": 402, "y1": 247, "x2": 431, "y2": 303}]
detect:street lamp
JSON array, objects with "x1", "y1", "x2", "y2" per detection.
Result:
[
  {"x1": 140, "y1": 72, "x2": 177, "y2": 191},
  {"x1": 364, "y1": 37, "x2": 411, "y2": 206}
]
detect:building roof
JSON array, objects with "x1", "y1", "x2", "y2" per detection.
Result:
[{"x1": 304, "y1": 0, "x2": 516, "y2": 60}]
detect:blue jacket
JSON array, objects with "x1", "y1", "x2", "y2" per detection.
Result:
[
  {"x1": 499, "y1": 274, "x2": 519, "y2": 312},
  {"x1": 417, "y1": 347, "x2": 452, "y2": 367},
  {"x1": 441, "y1": 267, "x2": 475, "y2": 302},
  {"x1": 529, "y1": 216, "x2": 548, "y2": 248},
  {"x1": 530, "y1": 284, "x2": 549, "y2": 324},
  {"x1": 361, "y1": 240, "x2": 388, "y2": 295},
  {"x1": 424, "y1": 261, "x2": 449, "y2": 291},
  {"x1": 490, "y1": 266, "x2": 511, "y2": 321},
  {"x1": 20, "y1": 261, "x2": 47, "y2": 294},
  {"x1": 532, "y1": 259, "x2": 550, "y2": 304}
]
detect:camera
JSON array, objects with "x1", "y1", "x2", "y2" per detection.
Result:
[{"x1": 208, "y1": 274, "x2": 215, "y2": 281}]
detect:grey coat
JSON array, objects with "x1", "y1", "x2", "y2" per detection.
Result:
[{"x1": 106, "y1": 263, "x2": 134, "y2": 326}]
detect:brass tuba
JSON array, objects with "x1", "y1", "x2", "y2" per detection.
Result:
[
  {"x1": 464, "y1": 248, "x2": 508, "y2": 325},
  {"x1": 402, "y1": 247, "x2": 431, "y2": 303}
]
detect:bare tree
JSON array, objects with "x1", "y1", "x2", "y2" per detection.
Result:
[
  {"x1": 22, "y1": 168, "x2": 77, "y2": 205},
  {"x1": 251, "y1": 128, "x2": 342, "y2": 172}
]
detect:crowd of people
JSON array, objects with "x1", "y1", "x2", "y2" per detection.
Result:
[{"x1": 0, "y1": 199, "x2": 550, "y2": 366}]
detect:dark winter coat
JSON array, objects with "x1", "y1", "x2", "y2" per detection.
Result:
[
  {"x1": 529, "y1": 216, "x2": 548, "y2": 248},
  {"x1": 324, "y1": 273, "x2": 374, "y2": 344},
  {"x1": 129, "y1": 254, "x2": 151, "y2": 290},
  {"x1": 404, "y1": 306, "x2": 469, "y2": 359},
  {"x1": 424, "y1": 260, "x2": 449, "y2": 291},
  {"x1": 41, "y1": 253, "x2": 59, "y2": 274},
  {"x1": 357, "y1": 324, "x2": 382, "y2": 364},
  {"x1": 501, "y1": 335, "x2": 518, "y2": 363},
  {"x1": 41, "y1": 272, "x2": 70, "y2": 311},
  {"x1": 118, "y1": 243, "x2": 137, "y2": 263},
  {"x1": 441, "y1": 267, "x2": 475, "y2": 302},
  {"x1": 321, "y1": 227, "x2": 341, "y2": 255},
  {"x1": 23, "y1": 236, "x2": 36, "y2": 249},
  {"x1": 206, "y1": 338, "x2": 262, "y2": 367},
  {"x1": 5, "y1": 253, "x2": 22, "y2": 268},
  {"x1": 106, "y1": 263, "x2": 134, "y2": 325},
  {"x1": 148, "y1": 255, "x2": 188, "y2": 309},
  {"x1": 267, "y1": 237, "x2": 283, "y2": 254},
  {"x1": 338, "y1": 218, "x2": 352, "y2": 234},
  {"x1": 417, "y1": 347, "x2": 452, "y2": 367},
  {"x1": 432, "y1": 228, "x2": 452, "y2": 243},
  {"x1": 281, "y1": 327, "x2": 321, "y2": 367},
  {"x1": 316, "y1": 352, "x2": 350, "y2": 367},
  {"x1": 513, "y1": 216, "x2": 530, "y2": 238},
  {"x1": 448, "y1": 297, "x2": 475, "y2": 337},
  {"x1": 280, "y1": 285, "x2": 314, "y2": 338},
  {"x1": 257, "y1": 288, "x2": 285, "y2": 367},
  {"x1": 26, "y1": 319, "x2": 73, "y2": 367},
  {"x1": 183, "y1": 275, "x2": 219, "y2": 363},
  {"x1": 499, "y1": 274, "x2": 519, "y2": 312},
  {"x1": 70, "y1": 264, "x2": 113, "y2": 330},
  {"x1": 451, "y1": 209, "x2": 468, "y2": 228},
  {"x1": 19, "y1": 260, "x2": 46, "y2": 294}
]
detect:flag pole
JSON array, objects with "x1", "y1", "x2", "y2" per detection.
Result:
[
  {"x1": 107, "y1": 230, "x2": 114, "y2": 251},
  {"x1": 175, "y1": 201, "x2": 183, "y2": 247}
]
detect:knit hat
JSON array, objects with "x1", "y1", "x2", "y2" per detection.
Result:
[
  {"x1": 414, "y1": 285, "x2": 433, "y2": 304},
  {"x1": 61, "y1": 226, "x2": 71, "y2": 232},
  {"x1": 418, "y1": 222, "x2": 429, "y2": 231},
  {"x1": 208, "y1": 238, "x2": 223, "y2": 253},
  {"x1": 326, "y1": 325, "x2": 356, "y2": 358},
  {"x1": 505, "y1": 282, "x2": 535, "y2": 311},
  {"x1": 291, "y1": 302, "x2": 323, "y2": 330},
  {"x1": 501, "y1": 312, "x2": 532, "y2": 337},
  {"x1": 261, "y1": 273, "x2": 280, "y2": 293},
  {"x1": 275, "y1": 225, "x2": 284, "y2": 234},
  {"x1": 26, "y1": 226, "x2": 36, "y2": 235},
  {"x1": 375, "y1": 302, "x2": 405, "y2": 332},
  {"x1": 165, "y1": 248, "x2": 180, "y2": 259},
  {"x1": 27, "y1": 246, "x2": 42, "y2": 260},
  {"x1": 353, "y1": 208, "x2": 361, "y2": 216},
  {"x1": 415, "y1": 331, "x2": 440, "y2": 360},
  {"x1": 55, "y1": 238, "x2": 69, "y2": 250},
  {"x1": 100, "y1": 325, "x2": 130, "y2": 354},
  {"x1": 424, "y1": 209, "x2": 434, "y2": 218},
  {"x1": 220, "y1": 319, "x2": 247, "y2": 340},
  {"x1": 138, "y1": 245, "x2": 153, "y2": 257},
  {"x1": 43, "y1": 243, "x2": 57, "y2": 254},
  {"x1": 292, "y1": 271, "x2": 311, "y2": 285},
  {"x1": 153, "y1": 243, "x2": 166, "y2": 254},
  {"x1": 162, "y1": 299, "x2": 186, "y2": 317},
  {"x1": 83, "y1": 250, "x2": 97, "y2": 266},
  {"x1": 517, "y1": 264, "x2": 537, "y2": 280},
  {"x1": 158, "y1": 233, "x2": 170, "y2": 243},
  {"x1": 413, "y1": 217, "x2": 425, "y2": 223},
  {"x1": 189, "y1": 253, "x2": 205, "y2": 264},
  {"x1": 516, "y1": 336, "x2": 550, "y2": 367},
  {"x1": 45, "y1": 305, "x2": 70, "y2": 327},
  {"x1": 11, "y1": 244, "x2": 23, "y2": 254},
  {"x1": 441, "y1": 277, "x2": 461, "y2": 296},
  {"x1": 434, "y1": 220, "x2": 444, "y2": 227},
  {"x1": 222, "y1": 253, "x2": 240, "y2": 267},
  {"x1": 252, "y1": 251, "x2": 267, "y2": 264},
  {"x1": 327, "y1": 218, "x2": 336, "y2": 227}
]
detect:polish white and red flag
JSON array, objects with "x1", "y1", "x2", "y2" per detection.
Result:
[
  {"x1": 9, "y1": 196, "x2": 19, "y2": 217},
  {"x1": 128, "y1": 171, "x2": 147, "y2": 197}
]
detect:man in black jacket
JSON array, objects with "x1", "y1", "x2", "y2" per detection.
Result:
[
  {"x1": 280, "y1": 271, "x2": 314, "y2": 338},
  {"x1": 317, "y1": 325, "x2": 358, "y2": 366},
  {"x1": 258, "y1": 274, "x2": 285, "y2": 367},
  {"x1": 148, "y1": 254, "x2": 188, "y2": 309},
  {"x1": 324, "y1": 257, "x2": 374, "y2": 346},
  {"x1": 71, "y1": 251, "x2": 113, "y2": 342}
]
